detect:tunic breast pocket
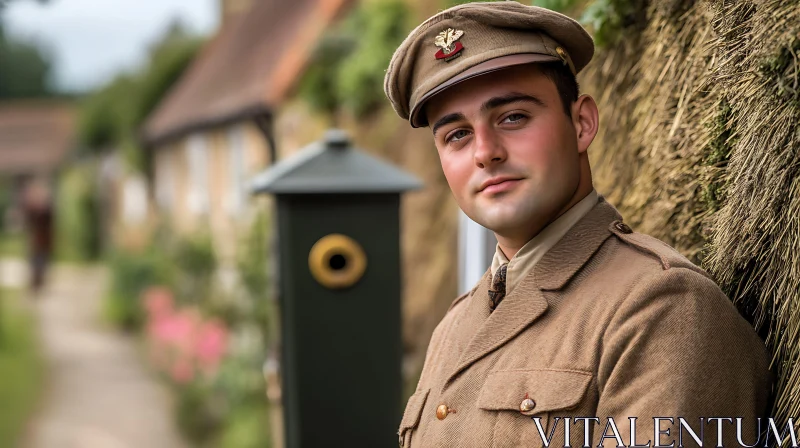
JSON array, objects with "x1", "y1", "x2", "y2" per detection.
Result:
[
  {"x1": 477, "y1": 368, "x2": 593, "y2": 448},
  {"x1": 398, "y1": 388, "x2": 429, "y2": 448}
]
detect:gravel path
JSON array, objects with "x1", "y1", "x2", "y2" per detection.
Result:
[{"x1": 2, "y1": 259, "x2": 188, "y2": 448}]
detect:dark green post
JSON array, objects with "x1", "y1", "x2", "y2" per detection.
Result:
[{"x1": 252, "y1": 129, "x2": 422, "y2": 448}]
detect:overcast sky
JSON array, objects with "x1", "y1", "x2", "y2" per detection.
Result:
[{"x1": 4, "y1": 0, "x2": 218, "y2": 93}]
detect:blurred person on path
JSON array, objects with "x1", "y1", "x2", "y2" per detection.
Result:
[
  {"x1": 385, "y1": 2, "x2": 772, "y2": 447},
  {"x1": 22, "y1": 178, "x2": 54, "y2": 295}
]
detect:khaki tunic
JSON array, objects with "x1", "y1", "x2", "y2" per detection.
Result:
[{"x1": 399, "y1": 195, "x2": 771, "y2": 448}]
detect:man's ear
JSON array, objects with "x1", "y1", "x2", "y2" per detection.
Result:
[{"x1": 571, "y1": 94, "x2": 599, "y2": 154}]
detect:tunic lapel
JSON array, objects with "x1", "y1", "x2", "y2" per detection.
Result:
[
  {"x1": 446, "y1": 271, "x2": 548, "y2": 385},
  {"x1": 444, "y1": 195, "x2": 624, "y2": 385},
  {"x1": 441, "y1": 270, "x2": 493, "y2": 372}
]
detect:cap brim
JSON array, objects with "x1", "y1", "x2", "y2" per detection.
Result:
[{"x1": 409, "y1": 53, "x2": 561, "y2": 128}]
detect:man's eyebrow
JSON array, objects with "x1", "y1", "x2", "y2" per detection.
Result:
[
  {"x1": 480, "y1": 92, "x2": 545, "y2": 113},
  {"x1": 432, "y1": 112, "x2": 466, "y2": 137},
  {"x1": 430, "y1": 93, "x2": 544, "y2": 137}
]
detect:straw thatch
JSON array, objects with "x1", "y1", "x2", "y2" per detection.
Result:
[{"x1": 582, "y1": 0, "x2": 800, "y2": 435}]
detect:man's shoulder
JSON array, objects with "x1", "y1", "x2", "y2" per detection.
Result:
[
  {"x1": 584, "y1": 222, "x2": 748, "y2": 325},
  {"x1": 603, "y1": 226, "x2": 752, "y2": 333},
  {"x1": 607, "y1": 221, "x2": 712, "y2": 280}
]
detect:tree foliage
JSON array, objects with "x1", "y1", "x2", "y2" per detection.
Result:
[
  {"x1": 0, "y1": 14, "x2": 54, "y2": 99},
  {"x1": 77, "y1": 21, "x2": 203, "y2": 164}
]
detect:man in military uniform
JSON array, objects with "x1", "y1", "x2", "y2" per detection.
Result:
[{"x1": 384, "y1": 2, "x2": 772, "y2": 447}]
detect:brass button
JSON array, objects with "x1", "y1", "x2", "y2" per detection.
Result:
[
  {"x1": 436, "y1": 404, "x2": 449, "y2": 420},
  {"x1": 519, "y1": 398, "x2": 536, "y2": 412},
  {"x1": 556, "y1": 46, "x2": 568, "y2": 61},
  {"x1": 614, "y1": 222, "x2": 633, "y2": 234}
]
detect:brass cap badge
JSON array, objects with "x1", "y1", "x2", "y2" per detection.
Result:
[{"x1": 434, "y1": 28, "x2": 465, "y2": 62}]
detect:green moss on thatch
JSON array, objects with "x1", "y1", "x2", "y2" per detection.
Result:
[
  {"x1": 699, "y1": 102, "x2": 736, "y2": 214},
  {"x1": 759, "y1": 37, "x2": 800, "y2": 108},
  {"x1": 703, "y1": 102, "x2": 736, "y2": 166}
]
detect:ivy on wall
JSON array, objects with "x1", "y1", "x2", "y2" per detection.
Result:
[
  {"x1": 299, "y1": 0, "x2": 411, "y2": 119},
  {"x1": 533, "y1": 0, "x2": 649, "y2": 48}
]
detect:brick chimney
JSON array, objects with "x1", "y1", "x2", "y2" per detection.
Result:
[{"x1": 219, "y1": 0, "x2": 254, "y2": 25}]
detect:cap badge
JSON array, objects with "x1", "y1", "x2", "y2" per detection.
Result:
[{"x1": 434, "y1": 28, "x2": 464, "y2": 62}]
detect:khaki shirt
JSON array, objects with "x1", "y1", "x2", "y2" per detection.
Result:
[
  {"x1": 491, "y1": 189, "x2": 598, "y2": 295},
  {"x1": 399, "y1": 195, "x2": 771, "y2": 448}
]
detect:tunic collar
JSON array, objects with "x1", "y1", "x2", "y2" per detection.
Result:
[{"x1": 490, "y1": 189, "x2": 599, "y2": 295}]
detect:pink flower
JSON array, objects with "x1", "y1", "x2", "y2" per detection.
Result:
[
  {"x1": 141, "y1": 287, "x2": 230, "y2": 384},
  {"x1": 171, "y1": 357, "x2": 195, "y2": 384},
  {"x1": 143, "y1": 286, "x2": 174, "y2": 319},
  {"x1": 195, "y1": 319, "x2": 228, "y2": 375}
]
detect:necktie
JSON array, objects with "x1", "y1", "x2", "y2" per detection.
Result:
[{"x1": 489, "y1": 263, "x2": 508, "y2": 312}]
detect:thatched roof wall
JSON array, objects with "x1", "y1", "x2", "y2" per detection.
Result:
[{"x1": 582, "y1": 0, "x2": 798, "y2": 430}]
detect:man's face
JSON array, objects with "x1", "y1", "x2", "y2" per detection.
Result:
[{"x1": 425, "y1": 64, "x2": 585, "y2": 239}]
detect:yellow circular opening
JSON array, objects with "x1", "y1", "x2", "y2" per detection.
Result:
[{"x1": 308, "y1": 234, "x2": 367, "y2": 289}]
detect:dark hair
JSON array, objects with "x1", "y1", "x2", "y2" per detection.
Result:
[{"x1": 537, "y1": 61, "x2": 580, "y2": 118}]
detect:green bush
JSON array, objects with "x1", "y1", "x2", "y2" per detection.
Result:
[
  {"x1": 55, "y1": 165, "x2": 103, "y2": 262},
  {"x1": 218, "y1": 405, "x2": 271, "y2": 448},
  {"x1": 105, "y1": 248, "x2": 173, "y2": 331},
  {"x1": 174, "y1": 382, "x2": 224, "y2": 444},
  {"x1": 173, "y1": 232, "x2": 217, "y2": 306}
]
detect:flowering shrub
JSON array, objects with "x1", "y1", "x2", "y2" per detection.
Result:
[
  {"x1": 110, "y1": 222, "x2": 275, "y2": 446},
  {"x1": 141, "y1": 286, "x2": 272, "y2": 446},
  {"x1": 143, "y1": 287, "x2": 228, "y2": 384}
]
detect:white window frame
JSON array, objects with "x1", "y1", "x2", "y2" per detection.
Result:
[
  {"x1": 155, "y1": 152, "x2": 174, "y2": 210},
  {"x1": 458, "y1": 210, "x2": 497, "y2": 294},
  {"x1": 226, "y1": 126, "x2": 247, "y2": 216},
  {"x1": 122, "y1": 175, "x2": 148, "y2": 224},
  {"x1": 186, "y1": 134, "x2": 209, "y2": 215}
]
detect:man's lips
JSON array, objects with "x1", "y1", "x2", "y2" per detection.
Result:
[{"x1": 478, "y1": 177, "x2": 523, "y2": 194}]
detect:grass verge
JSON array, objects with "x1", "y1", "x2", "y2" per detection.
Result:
[
  {"x1": 0, "y1": 233, "x2": 24, "y2": 258},
  {"x1": 0, "y1": 288, "x2": 43, "y2": 447}
]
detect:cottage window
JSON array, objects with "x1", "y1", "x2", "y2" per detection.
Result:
[
  {"x1": 186, "y1": 134, "x2": 209, "y2": 215},
  {"x1": 226, "y1": 126, "x2": 247, "y2": 215},
  {"x1": 156, "y1": 151, "x2": 174, "y2": 209},
  {"x1": 122, "y1": 176, "x2": 148, "y2": 224}
]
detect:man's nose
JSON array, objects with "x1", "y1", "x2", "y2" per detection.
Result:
[{"x1": 473, "y1": 128, "x2": 506, "y2": 168}]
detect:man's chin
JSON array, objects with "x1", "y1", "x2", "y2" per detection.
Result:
[{"x1": 472, "y1": 212, "x2": 529, "y2": 235}]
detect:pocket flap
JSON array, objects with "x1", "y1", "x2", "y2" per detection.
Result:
[
  {"x1": 400, "y1": 388, "x2": 430, "y2": 431},
  {"x1": 478, "y1": 369, "x2": 592, "y2": 414}
]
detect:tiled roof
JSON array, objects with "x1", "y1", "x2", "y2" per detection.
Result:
[
  {"x1": 142, "y1": 0, "x2": 351, "y2": 146},
  {"x1": 0, "y1": 100, "x2": 76, "y2": 174}
]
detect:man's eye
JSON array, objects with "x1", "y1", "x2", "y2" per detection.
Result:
[
  {"x1": 502, "y1": 113, "x2": 526, "y2": 123},
  {"x1": 447, "y1": 129, "x2": 470, "y2": 143}
]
